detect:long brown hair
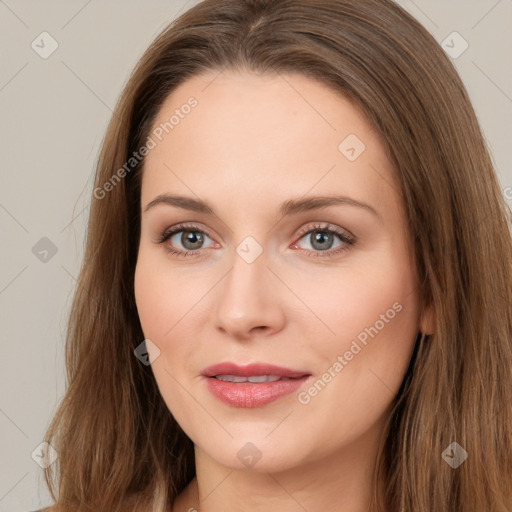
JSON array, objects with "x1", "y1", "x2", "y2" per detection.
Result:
[{"x1": 41, "y1": 1, "x2": 512, "y2": 511}]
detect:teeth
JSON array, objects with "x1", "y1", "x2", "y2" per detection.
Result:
[{"x1": 215, "y1": 374, "x2": 282, "y2": 383}]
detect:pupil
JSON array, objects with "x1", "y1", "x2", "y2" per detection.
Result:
[
  {"x1": 183, "y1": 231, "x2": 203, "y2": 250},
  {"x1": 312, "y1": 231, "x2": 333, "y2": 250}
]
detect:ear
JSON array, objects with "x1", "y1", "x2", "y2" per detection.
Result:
[{"x1": 419, "y1": 302, "x2": 435, "y2": 335}]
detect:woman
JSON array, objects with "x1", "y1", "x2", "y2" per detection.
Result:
[{"x1": 39, "y1": 0, "x2": 512, "y2": 511}]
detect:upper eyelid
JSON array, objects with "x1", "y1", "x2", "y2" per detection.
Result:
[{"x1": 295, "y1": 222, "x2": 353, "y2": 238}]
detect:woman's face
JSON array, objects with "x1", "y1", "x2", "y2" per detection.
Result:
[{"x1": 134, "y1": 69, "x2": 431, "y2": 473}]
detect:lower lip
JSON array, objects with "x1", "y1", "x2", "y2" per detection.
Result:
[{"x1": 204, "y1": 375, "x2": 311, "y2": 408}]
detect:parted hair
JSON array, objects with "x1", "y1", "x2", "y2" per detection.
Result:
[{"x1": 41, "y1": 1, "x2": 512, "y2": 511}]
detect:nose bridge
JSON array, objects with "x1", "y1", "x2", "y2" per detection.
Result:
[
  {"x1": 223, "y1": 240, "x2": 270, "y2": 312},
  {"x1": 214, "y1": 236, "x2": 282, "y2": 336}
]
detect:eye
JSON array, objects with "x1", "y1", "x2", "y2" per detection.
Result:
[
  {"x1": 291, "y1": 223, "x2": 355, "y2": 258},
  {"x1": 157, "y1": 222, "x2": 355, "y2": 259},
  {"x1": 158, "y1": 223, "x2": 216, "y2": 257}
]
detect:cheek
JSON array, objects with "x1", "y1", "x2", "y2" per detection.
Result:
[
  {"x1": 134, "y1": 252, "x2": 201, "y2": 342},
  {"x1": 134, "y1": 257, "x2": 198, "y2": 413},
  {"x1": 301, "y1": 259, "x2": 418, "y2": 348},
  {"x1": 339, "y1": 264, "x2": 419, "y2": 379},
  {"x1": 296, "y1": 253, "x2": 421, "y2": 417},
  {"x1": 293, "y1": 265, "x2": 419, "y2": 443},
  {"x1": 134, "y1": 253, "x2": 211, "y2": 379},
  {"x1": 134, "y1": 260, "x2": 168, "y2": 341}
]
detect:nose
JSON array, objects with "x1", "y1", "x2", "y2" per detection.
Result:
[{"x1": 213, "y1": 247, "x2": 286, "y2": 340}]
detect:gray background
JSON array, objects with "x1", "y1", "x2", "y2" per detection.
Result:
[{"x1": 0, "y1": 1, "x2": 510, "y2": 510}]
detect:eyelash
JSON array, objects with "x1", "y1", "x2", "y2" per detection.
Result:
[{"x1": 157, "y1": 222, "x2": 356, "y2": 259}]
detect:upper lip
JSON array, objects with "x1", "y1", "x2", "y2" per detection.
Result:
[{"x1": 202, "y1": 362, "x2": 311, "y2": 378}]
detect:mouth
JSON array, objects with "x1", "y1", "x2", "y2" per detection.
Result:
[
  {"x1": 201, "y1": 361, "x2": 311, "y2": 379},
  {"x1": 201, "y1": 362, "x2": 312, "y2": 407},
  {"x1": 210, "y1": 374, "x2": 304, "y2": 383}
]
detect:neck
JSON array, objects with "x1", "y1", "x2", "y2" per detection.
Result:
[{"x1": 176, "y1": 418, "x2": 389, "y2": 512}]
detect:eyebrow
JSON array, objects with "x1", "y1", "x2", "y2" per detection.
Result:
[{"x1": 143, "y1": 193, "x2": 381, "y2": 220}]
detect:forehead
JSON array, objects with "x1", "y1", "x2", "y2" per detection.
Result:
[
  {"x1": 141, "y1": 69, "x2": 399, "y2": 216},
  {"x1": 148, "y1": 69, "x2": 380, "y2": 156}
]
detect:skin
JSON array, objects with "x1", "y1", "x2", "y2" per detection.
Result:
[{"x1": 134, "y1": 69, "x2": 434, "y2": 512}]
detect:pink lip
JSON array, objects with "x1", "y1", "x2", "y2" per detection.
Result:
[
  {"x1": 202, "y1": 362, "x2": 312, "y2": 408},
  {"x1": 201, "y1": 362, "x2": 310, "y2": 378}
]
